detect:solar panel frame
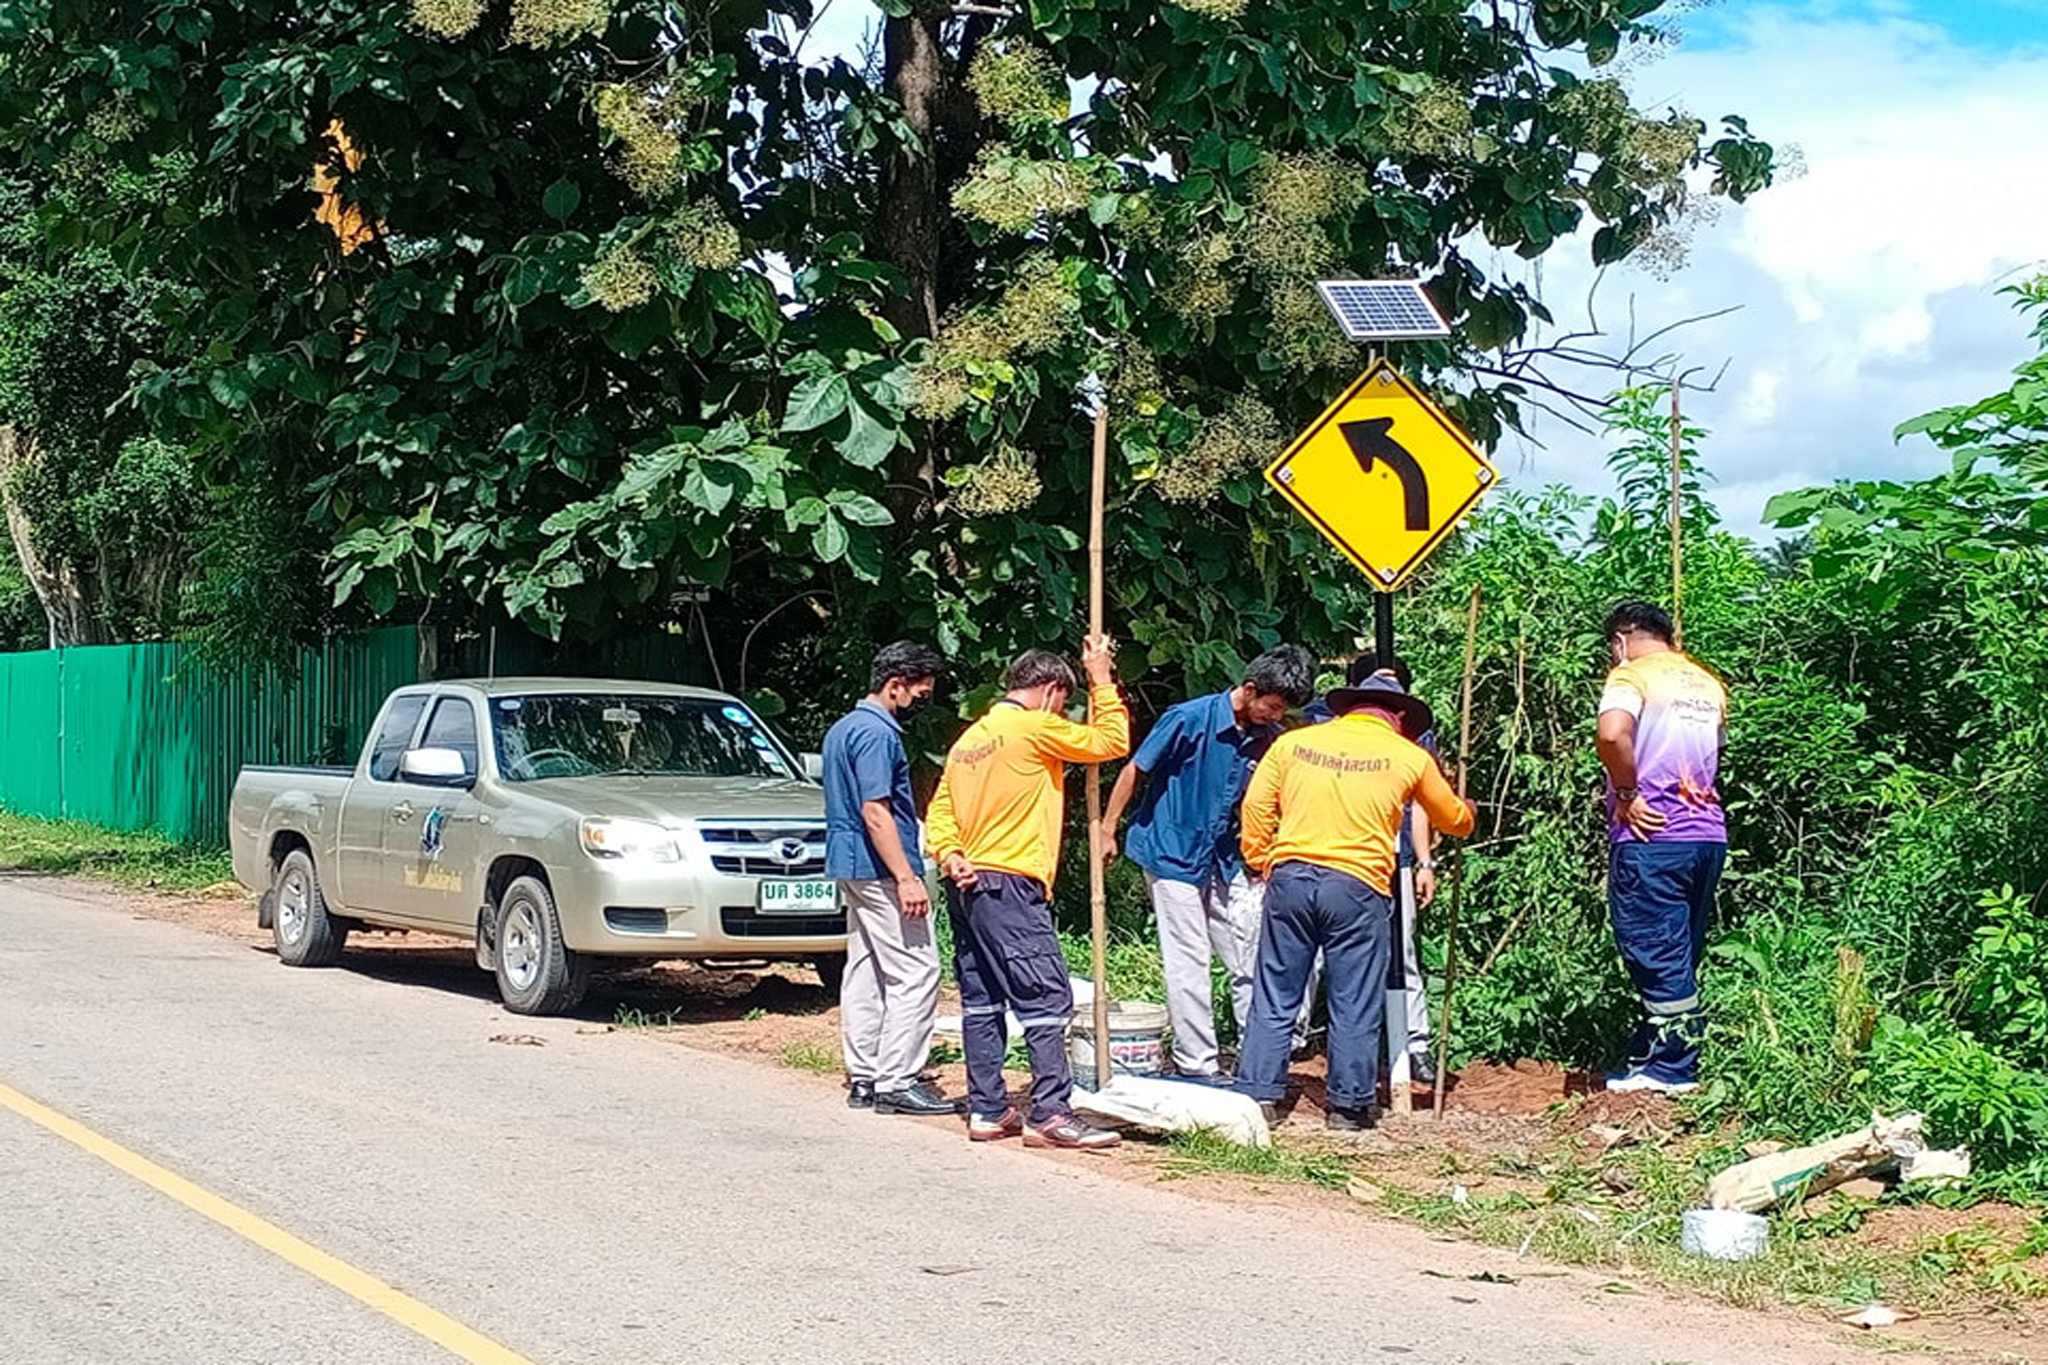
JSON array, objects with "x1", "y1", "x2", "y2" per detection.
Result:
[{"x1": 1315, "y1": 279, "x2": 1451, "y2": 341}]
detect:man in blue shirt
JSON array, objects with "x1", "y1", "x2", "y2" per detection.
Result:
[
  {"x1": 1100, "y1": 646, "x2": 1316, "y2": 1080},
  {"x1": 824, "y1": 640, "x2": 954, "y2": 1116}
]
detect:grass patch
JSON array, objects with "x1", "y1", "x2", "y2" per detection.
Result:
[
  {"x1": 779, "y1": 1040, "x2": 838, "y2": 1074},
  {"x1": 1159, "y1": 1127, "x2": 1353, "y2": 1191},
  {"x1": 1155, "y1": 1119, "x2": 2048, "y2": 1320},
  {"x1": 0, "y1": 809, "x2": 233, "y2": 891}
]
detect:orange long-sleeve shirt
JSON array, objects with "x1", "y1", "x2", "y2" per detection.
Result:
[
  {"x1": 925, "y1": 685, "x2": 1130, "y2": 892},
  {"x1": 1240, "y1": 711, "x2": 1474, "y2": 893}
]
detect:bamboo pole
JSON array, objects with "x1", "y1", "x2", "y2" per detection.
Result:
[
  {"x1": 1670, "y1": 380, "x2": 1685, "y2": 650},
  {"x1": 1086, "y1": 403, "x2": 1112, "y2": 1090},
  {"x1": 1432, "y1": 583, "x2": 1482, "y2": 1120}
]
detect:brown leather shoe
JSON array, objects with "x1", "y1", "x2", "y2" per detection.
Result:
[{"x1": 1023, "y1": 1113, "x2": 1121, "y2": 1151}]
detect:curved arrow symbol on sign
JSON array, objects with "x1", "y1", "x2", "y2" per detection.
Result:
[{"x1": 1340, "y1": 417, "x2": 1429, "y2": 531}]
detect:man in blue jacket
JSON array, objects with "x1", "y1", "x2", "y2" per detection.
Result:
[
  {"x1": 1099, "y1": 646, "x2": 1316, "y2": 1081},
  {"x1": 823, "y1": 640, "x2": 954, "y2": 1116}
]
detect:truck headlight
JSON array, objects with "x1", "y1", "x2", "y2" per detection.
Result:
[{"x1": 580, "y1": 817, "x2": 681, "y2": 863}]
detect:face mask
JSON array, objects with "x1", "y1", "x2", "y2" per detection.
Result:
[{"x1": 898, "y1": 693, "x2": 932, "y2": 721}]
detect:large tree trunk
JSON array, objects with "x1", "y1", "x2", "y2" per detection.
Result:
[
  {"x1": 876, "y1": 7, "x2": 991, "y2": 525},
  {"x1": 878, "y1": 9, "x2": 947, "y2": 346},
  {"x1": 0, "y1": 425, "x2": 106, "y2": 648}
]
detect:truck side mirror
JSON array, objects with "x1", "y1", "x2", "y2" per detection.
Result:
[
  {"x1": 800, "y1": 752, "x2": 826, "y2": 782},
  {"x1": 401, "y1": 747, "x2": 473, "y2": 788}
]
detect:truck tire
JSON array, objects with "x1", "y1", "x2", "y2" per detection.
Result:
[
  {"x1": 813, "y1": 953, "x2": 846, "y2": 1000},
  {"x1": 272, "y1": 848, "x2": 348, "y2": 967},
  {"x1": 493, "y1": 875, "x2": 590, "y2": 1016}
]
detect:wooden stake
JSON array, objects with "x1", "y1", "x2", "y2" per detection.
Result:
[
  {"x1": 1086, "y1": 403, "x2": 1112, "y2": 1090},
  {"x1": 1433, "y1": 583, "x2": 1481, "y2": 1120},
  {"x1": 1669, "y1": 380, "x2": 1685, "y2": 650}
]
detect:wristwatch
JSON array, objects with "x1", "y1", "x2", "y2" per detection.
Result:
[
  {"x1": 1614, "y1": 787, "x2": 1640, "y2": 805},
  {"x1": 1416, "y1": 859, "x2": 1438, "y2": 872}
]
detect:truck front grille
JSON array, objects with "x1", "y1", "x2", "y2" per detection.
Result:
[
  {"x1": 697, "y1": 825, "x2": 826, "y2": 844},
  {"x1": 720, "y1": 906, "x2": 846, "y2": 938},
  {"x1": 710, "y1": 854, "x2": 827, "y2": 877},
  {"x1": 696, "y1": 822, "x2": 827, "y2": 880}
]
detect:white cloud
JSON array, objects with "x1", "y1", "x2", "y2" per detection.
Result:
[{"x1": 1493, "y1": 4, "x2": 2048, "y2": 536}]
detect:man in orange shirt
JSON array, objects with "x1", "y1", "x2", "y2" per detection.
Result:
[
  {"x1": 1236, "y1": 676, "x2": 1475, "y2": 1129},
  {"x1": 927, "y1": 637, "x2": 1129, "y2": 1150}
]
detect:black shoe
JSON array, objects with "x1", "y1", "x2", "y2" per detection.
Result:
[
  {"x1": 873, "y1": 1081, "x2": 958, "y2": 1116},
  {"x1": 1406, "y1": 1050, "x2": 1438, "y2": 1087},
  {"x1": 847, "y1": 1080, "x2": 876, "y2": 1110},
  {"x1": 1326, "y1": 1104, "x2": 1378, "y2": 1132}
]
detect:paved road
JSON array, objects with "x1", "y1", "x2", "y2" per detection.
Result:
[{"x1": 0, "y1": 875, "x2": 1897, "y2": 1365}]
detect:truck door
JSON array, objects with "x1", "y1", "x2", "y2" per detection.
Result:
[
  {"x1": 386, "y1": 693, "x2": 487, "y2": 928},
  {"x1": 334, "y1": 692, "x2": 428, "y2": 913}
]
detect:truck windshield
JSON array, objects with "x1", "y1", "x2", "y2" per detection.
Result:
[{"x1": 491, "y1": 694, "x2": 796, "y2": 782}]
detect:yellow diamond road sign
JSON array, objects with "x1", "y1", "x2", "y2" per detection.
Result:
[{"x1": 1264, "y1": 359, "x2": 1498, "y2": 591}]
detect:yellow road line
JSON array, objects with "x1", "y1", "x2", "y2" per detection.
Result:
[{"x1": 0, "y1": 1080, "x2": 534, "y2": 1365}]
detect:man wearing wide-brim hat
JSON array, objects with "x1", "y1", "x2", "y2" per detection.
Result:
[{"x1": 1235, "y1": 675, "x2": 1476, "y2": 1129}]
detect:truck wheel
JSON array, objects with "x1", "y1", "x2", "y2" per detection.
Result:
[
  {"x1": 272, "y1": 849, "x2": 348, "y2": 967},
  {"x1": 813, "y1": 953, "x2": 846, "y2": 1000},
  {"x1": 493, "y1": 875, "x2": 590, "y2": 1016}
]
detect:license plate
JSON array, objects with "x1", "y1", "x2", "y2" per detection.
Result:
[{"x1": 758, "y1": 880, "x2": 836, "y2": 915}]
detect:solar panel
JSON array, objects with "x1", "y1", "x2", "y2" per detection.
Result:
[{"x1": 1315, "y1": 280, "x2": 1451, "y2": 341}]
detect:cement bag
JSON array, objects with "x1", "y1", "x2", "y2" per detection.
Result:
[
  {"x1": 1706, "y1": 1113, "x2": 1925, "y2": 1213},
  {"x1": 1070, "y1": 1075, "x2": 1271, "y2": 1149}
]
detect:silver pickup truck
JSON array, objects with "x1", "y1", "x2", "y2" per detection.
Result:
[{"x1": 229, "y1": 678, "x2": 846, "y2": 1015}]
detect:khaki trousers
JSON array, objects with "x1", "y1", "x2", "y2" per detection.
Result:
[{"x1": 838, "y1": 879, "x2": 941, "y2": 1093}]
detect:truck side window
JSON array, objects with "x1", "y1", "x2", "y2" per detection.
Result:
[
  {"x1": 419, "y1": 697, "x2": 481, "y2": 779},
  {"x1": 367, "y1": 695, "x2": 429, "y2": 783}
]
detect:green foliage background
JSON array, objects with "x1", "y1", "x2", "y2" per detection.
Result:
[{"x1": 3, "y1": 0, "x2": 2047, "y2": 1199}]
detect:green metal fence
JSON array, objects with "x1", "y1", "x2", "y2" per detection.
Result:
[{"x1": 0, "y1": 628, "x2": 420, "y2": 847}]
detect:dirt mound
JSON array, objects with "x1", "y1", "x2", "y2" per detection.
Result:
[{"x1": 1442, "y1": 1059, "x2": 1596, "y2": 1115}]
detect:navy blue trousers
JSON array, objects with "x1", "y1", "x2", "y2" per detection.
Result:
[
  {"x1": 946, "y1": 871, "x2": 1075, "y2": 1124},
  {"x1": 1236, "y1": 862, "x2": 1392, "y2": 1114},
  {"x1": 1608, "y1": 840, "x2": 1725, "y2": 1082}
]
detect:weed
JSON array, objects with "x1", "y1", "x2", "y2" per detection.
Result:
[
  {"x1": 780, "y1": 1041, "x2": 838, "y2": 1074},
  {"x1": 0, "y1": 810, "x2": 234, "y2": 891},
  {"x1": 743, "y1": 1006, "x2": 766, "y2": 1022},
  {"x1": 926, "y1": 1039, "x2": 965, "y2": 1067},
  {"x1": 614, "y1": 1005, "x2": 681, "y2": 1030}
]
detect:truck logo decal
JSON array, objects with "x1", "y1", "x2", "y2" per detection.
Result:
[
  {"x1": 773, "y1": 837, "x2": 808, "y2": 867},
  {"x1": 421, "y1": 806, "x2": 446, "y2": 860},
  {"x1": 403, "y1": 866, "x2": 464, "y2": 892}
]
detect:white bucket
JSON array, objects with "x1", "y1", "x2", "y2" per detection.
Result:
[
  {"x1": 1681, "y1": 1208, "x2": 1770, "y2": 1261},
  {"x1": 1068, "y1": 1001, "x2": 1169, "y2": 1090}
]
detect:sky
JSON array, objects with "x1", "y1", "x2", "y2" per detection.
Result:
[
  {"x1": 1495, "y1": 0, "x2": 2048, "y2": 535},
  {"x1": 793, "y1": 0, "x2": 2048, "y2": 538}
]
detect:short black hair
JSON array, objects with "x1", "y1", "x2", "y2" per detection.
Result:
[
  {"x1": 1243, "y1": 645, "x2": 1315, "y2": 707},
  {"x1": 869, "y1": 640, "x2": 946, "y2": 694},
  {"x1": 1345, "y1": 654, "x2": 1411, "y2": 689},
  {"x1": 1605, "y1": 601, "x2": 1676, "y2": 645},
  {"x1": 1003, "y1": 649, "x2": 1078, "y2": 693}
]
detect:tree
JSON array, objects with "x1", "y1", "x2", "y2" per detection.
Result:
[
  {"x1": 0, "y1": 0, "x2": 1773, "y2": 692},
  {"x1": 0, "y1": 169, "x2": 197, "y2": 646}
]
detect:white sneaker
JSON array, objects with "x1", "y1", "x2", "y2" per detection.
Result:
[{"x1": 1605, "y1": 1070, "x2": 1699, "y2": 1095}]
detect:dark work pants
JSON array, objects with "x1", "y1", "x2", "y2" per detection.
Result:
[
  {"x1": 1236, "y1": 862, "x2": 1393, "y2": 1114},
  {"x1": 946, "y1": 871, "x2": 1075, "y2": 1124},
  {"x1": 1608, "y1": 840, "x2": 1726, "y2": 1082}
]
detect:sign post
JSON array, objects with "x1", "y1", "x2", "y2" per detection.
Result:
[{"x1": 1265, "y1": 352, "x2": 1497, "y2": 1115}]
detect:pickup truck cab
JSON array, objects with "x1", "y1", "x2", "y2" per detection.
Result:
[{"x1": 229, "y1": 678, "x2": 845, "y2": 1015}]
